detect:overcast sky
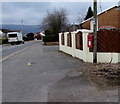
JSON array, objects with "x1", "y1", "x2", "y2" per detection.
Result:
[{"x1": 1, "y1": 1, "x2": 118, "y2": 25}]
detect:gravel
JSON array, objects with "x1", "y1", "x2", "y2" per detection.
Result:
[{"x1": 79, "y1": 63, "x2": 120, "y2": 86}]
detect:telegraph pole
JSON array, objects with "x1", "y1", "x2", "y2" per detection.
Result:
[
  {"x1": 21, "y1": 20, "x2": 24, "y2": 34},
  {"x1": 93, "y1": 0, "x2": 97, "y2": 63},
  {"x1": 73, "y1": 22, "x2": 76, "y2": 31}
]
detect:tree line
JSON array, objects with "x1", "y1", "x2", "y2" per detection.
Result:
[{"x1": 40, "y1": 6, "x2": 93, "y2": 42}]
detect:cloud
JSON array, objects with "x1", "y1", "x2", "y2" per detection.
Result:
[
  {"x1": 2, "y1": 2, "x2": 53, "y2": 24},
  {"x1": 2, "y1": 2, "x2": 92, "y2": 24},
  {"x1": 1, "y1": 0, "x2": 120, "y2": 2},
  {"x1": 1, "y1": 2, "x2": 118, "y2": 25}
]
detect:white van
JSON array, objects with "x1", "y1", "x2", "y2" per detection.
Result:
[{"x1": 7, "y1": 32, "x2": 24, "y2": 45}]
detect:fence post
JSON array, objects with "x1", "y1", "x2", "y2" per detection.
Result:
[
  {"x1": 59, "y1": 33, "x2": 62, "y2": 51},
  {"x1": 72, "y1": 31, "x2": 76, "y2": 57}
]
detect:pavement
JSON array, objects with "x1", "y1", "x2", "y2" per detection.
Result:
[{"x1": 2, "y1": 41, "x2": 119, "y2": 102}]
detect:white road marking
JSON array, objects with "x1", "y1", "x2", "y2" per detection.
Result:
[{"x1": 2, "y1": 44, "x2": 24, "y2": 50}]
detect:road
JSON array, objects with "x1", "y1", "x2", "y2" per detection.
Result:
[
  {"x1": 2, "y1": 41, "x2": 39, "y2": 60},
  {"x1": 2, "y1": 41, "x2": 118, "y2": 102}
]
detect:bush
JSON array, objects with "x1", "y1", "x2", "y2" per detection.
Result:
[
  {"x1": 44, "y1": 30, "x2": 50, "y2": 36},
  {"x1": 23, "y1": 36, "x2": 29, "y2": 41},
  {"x1": 0, "y1": 38, "x2": 8, "y2": 44},
  {"x1": 26, "y1": 33, "x2": 34, "y2": 40},
  {"x1": 43, "y1": 35, "x2": 59, "y2": 42}
]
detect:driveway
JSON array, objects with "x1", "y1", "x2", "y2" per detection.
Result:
[{"x1": 2, "y1": 41, "x2": 118, "y2": 102}]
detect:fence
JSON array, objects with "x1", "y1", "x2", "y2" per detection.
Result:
[
  {"x1": 97, "y1": 30, "x2": 120, "y2": 52},
  {"x1": 59, "y1": 29, "x2": 120, "y2": 63}
]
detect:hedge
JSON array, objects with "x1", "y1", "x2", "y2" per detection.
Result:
[
  {"x1": 0, "y1": 38, "x2": 8, "y2": 44},
  {"x1": 43, "y1": 35, "x2": 59, "y2": 42},
  {"x1": 23, "y1": 36, "x2": 29, "y2": 41}
]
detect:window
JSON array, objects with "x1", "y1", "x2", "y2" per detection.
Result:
[{"x1": 8, "y1": 34, "x2": 17, "y2": 37}]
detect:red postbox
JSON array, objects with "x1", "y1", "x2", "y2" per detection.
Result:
[{"x1": 88, "y1": 34, "x2": 93, "y2": 48}]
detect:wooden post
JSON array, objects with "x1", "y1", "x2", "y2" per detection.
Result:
[
  {"x1": 21, "y1": 20, "x2": 24, "y2": 35},
  {"x1": 73, "y1": 23, "x2": 76, "y2": 31},
  {"x1": 93, "y1": 0, "x2": 97, "y2": 63}
]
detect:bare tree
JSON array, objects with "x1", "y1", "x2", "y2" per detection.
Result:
[
  {"x1": 77, "y1": 12, "x2": 86, "y2": 23},
  {"x1": 40, "y1": 8, "x2": 69, "y2": 36}
]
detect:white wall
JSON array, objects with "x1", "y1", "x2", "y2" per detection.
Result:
[
  {"x1": 90, "y1": 18, "x2": 98, "y2": 31},
  {"x1": 0, "y1": 31, "x2": 5, "y2": 38},
  {"x1": 59, "y1": 29, "x2": 119, "y2": 63},
  {"x1": 90, "y1": 20, "x2": 94, "y2": 32},
  {"x1": 0, "y1": 31, "x2": 2, "y2": 38}
]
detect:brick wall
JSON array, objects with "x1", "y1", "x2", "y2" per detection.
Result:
[
  {"x1": 82, "y1": 21, "x2": 90, "y2": 30},
  {"x1": 61, "y1": 33, "x2": 64, "y2": 45},
  {"x1": 75, "y1": 32, "x2": 83, "y2": 50},
  {"x1": 67, "y1": 33, "x2": 72, "y2": 47}
]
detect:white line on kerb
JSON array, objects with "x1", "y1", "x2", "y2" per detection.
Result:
[{"x1": 0, "y1": 44, "x2": 37, "y2": 62}]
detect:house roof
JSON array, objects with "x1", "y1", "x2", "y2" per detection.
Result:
[
  {"x1": 0, "y1": 29, "x2": 12, "y2": 33},
  {"x1": 81, "y1": 5, "x2": 118, "y2": 24},
  {"x1": 0, "y1": 29, "x2": 21, "y2": 33},
  {"x1": 35, "y1": 32, "x2": 45, "y2": 36},
  {"x1": 10, "y1": 30, "x2": 21, "y2": 32}
]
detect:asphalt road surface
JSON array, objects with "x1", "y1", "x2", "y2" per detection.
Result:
[
  {"x1": 2, "y1": 41, "x2": 39, "y2": 59},
  {"x1": 2, "y1": 41, "x2": 118, "y2": 102}
]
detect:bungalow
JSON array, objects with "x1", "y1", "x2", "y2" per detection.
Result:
[
  {"x1": 0, "y1": 29, "x2": 22, "y2": 38},
  {"x1": 0, "y1": 29, "x2": 12, "y2": 38},
  {"x1": 34, "y1": 31, "x2": 45, "y2": 40},
  {"x1": 0, "y1": 30, "x2": 4, "y2": 38},
  {"x1": 59, "y1": 5, "x2": 120, "y2": 63},
  {"x1": 81, "y1": 5, "x2": 120, "y2": 31},
  {"x1": 69, "y1": 24, "x2": 81, "y2": 32}
]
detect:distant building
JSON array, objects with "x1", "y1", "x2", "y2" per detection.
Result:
[
  {"x1": 69, "y1": 24, "x2": 82, "y2": 32},
  {"x1": 0, "y1": 30, "x2": 4, "y2": 38},
  {"x1": 0, "y1": 29, "x2": 22, "y2": 38},
  {"x1": 0, "y1": 29, "x2": 11, "y2": 38},
  {"x1": 34, "y1": 31, "x2": 45, "y2": 40}
]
